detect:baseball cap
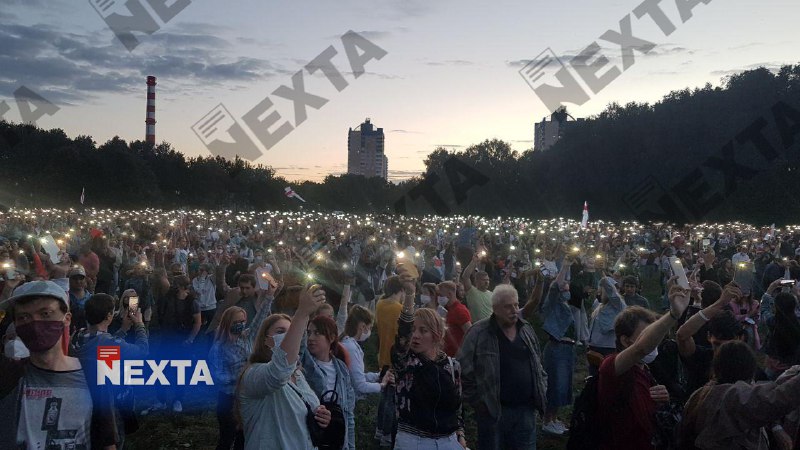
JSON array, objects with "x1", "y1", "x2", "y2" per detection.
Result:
[
  {"x1": 68, "y1": 265, "x2": 87, "y2": 278},
  {"x1": 3, "y1": 280, "x2": 69, "y2": 308}
]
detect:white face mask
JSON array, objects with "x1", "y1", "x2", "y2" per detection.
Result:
[
  {"x1": 269, "y1": 331, "x2": 287, "y2": 349},
  {"x1": 358, "y1": 328, "x2": 371, "y2": 342},
  {"x1": 420, "y1": 295, "x2": 432, "y2": 305},
  {"x1": 437, "y1": 296, "x2": 449, "y2": 307},
  {"x1": 641, "y1": 347, "x2": 659, "y2": 364}
]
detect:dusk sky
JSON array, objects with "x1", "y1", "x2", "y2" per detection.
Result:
[{"x1": 1, "y1": 0, "x2": 797, "y2": 182}]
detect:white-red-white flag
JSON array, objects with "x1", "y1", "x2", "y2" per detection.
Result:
[
  {"x1": 284, "y1": 186, "x2": 306, "y2": 202},
  {"x1": 581, "y1": 201, "x2": 588, "y2": 229},
  {"x1": 80, "y1": 187, "x2": 85, "y2": 205}
]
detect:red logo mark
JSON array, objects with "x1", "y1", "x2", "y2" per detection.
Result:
[{"x1": 97, "y1": 346, "x2": 121, "y2": 369}]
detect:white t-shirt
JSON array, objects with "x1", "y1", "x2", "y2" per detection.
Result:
[{"x1": 316, "y1": 359, "x2": 337, "y2": 392}]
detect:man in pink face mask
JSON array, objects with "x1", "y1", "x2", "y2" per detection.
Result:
[{"x1": 0, "y1": 281, "x2": 109, "y2": 449}]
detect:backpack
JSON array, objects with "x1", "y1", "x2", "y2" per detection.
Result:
[
  {"x1": 566, "y1": 375, "x2": 603, "y2": 450},
  {"x1": 290, "y1": 376, "x2": 346, "y2": 450},
  {"x1": 313, "y1": 389, "x2": 346, "y2": 450}
]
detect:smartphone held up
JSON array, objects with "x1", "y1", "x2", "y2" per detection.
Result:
[{"x1": 668, "y1": 256, "x2": 690, "y2": 289}]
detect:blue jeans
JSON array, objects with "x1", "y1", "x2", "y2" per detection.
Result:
[
  {"x1": 543, "y1": 341, "x2": 575, "y2": 409},
  {"x1": 476, "y1": 404, "x2": 537, "y2": 450},
  {"x1": 394, "y1": 431, "x2": 462, "y2": 450}
]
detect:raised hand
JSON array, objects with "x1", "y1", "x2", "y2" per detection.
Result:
[
  {"x1": 719, "y1": 282, "x2": 742, "y2": 306},
  {"x1": 668, "y1": 284, "x2": 691, "y2": 320},
  {"x1": 298, "y1": 284, "x2": 326, "y2": 317}
]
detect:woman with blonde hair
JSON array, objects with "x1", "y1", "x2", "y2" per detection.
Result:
[
  {"x1": 209, "y1": 296, "x2": 273, "y2": 450},
  {"x1": 209, "y1": 306, "x2": 247, "y2": 450},
  {"x1": 392, "y1": 271, "x2": 466, "y2": 449}
]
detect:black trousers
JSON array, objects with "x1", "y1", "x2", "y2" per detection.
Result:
[{"x1": 216, "y1": 392, "x2": 244, "y2": 450}]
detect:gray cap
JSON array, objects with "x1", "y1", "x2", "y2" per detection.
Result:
[{"x1": 4, "y1": 280, "x2": 69, "y2": 308}]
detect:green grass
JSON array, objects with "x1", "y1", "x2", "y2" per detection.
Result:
[{"x1": 128, "y1": 273, "x2": 665, "y2": 449}]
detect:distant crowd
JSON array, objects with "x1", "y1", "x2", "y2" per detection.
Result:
[{"x1": 1, "y1": 208, "x2": 799, "y2": 450}]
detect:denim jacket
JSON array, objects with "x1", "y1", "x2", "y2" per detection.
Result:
[
  {"x1": 301, "y1": 334, "x2": 356, "y2": 450},
  {"x1": 209, "y1": 296, "x2": 273, "y2": 394},
  {"x1": 457, "y1": 315, "x2": 547, "y2": 422},
  {"x1": 589, "y1": 279, "x2": 627, "y2": 349},
  {"x1": 541, "y1": 283, "x2": 575, "y2": 340}
]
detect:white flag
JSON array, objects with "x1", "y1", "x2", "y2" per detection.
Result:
[
  {"x1": 284, "y1": 186, "x2": 306, "y2": 203},
  {"x1": 80, "y1": 187, "x2": 85, "y2": 205},
  {"x1": 581, "y1": 201, "x2": 588, "y2": 229}
]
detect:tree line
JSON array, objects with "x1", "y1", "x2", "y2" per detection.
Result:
[{"x1": 1, "y1": 64, "x2": 800, "y2": 224}]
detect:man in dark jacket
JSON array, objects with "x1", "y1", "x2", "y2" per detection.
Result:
[{"x1": 458, "y1": 284, "x2": 547, "y2": 450}]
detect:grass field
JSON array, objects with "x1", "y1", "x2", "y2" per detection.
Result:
[{"x1": 127, "y1": 276, "x2": 664, "y2": 449}]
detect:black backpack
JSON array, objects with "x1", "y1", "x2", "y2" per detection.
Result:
[
  {"x1": 566, "y1": 375, "x2": 603, "y2": 450},
  {"x1": 311, "y1": 389, "x2": 346, "y2": 450},
  {"x1": 290, "y1": 379, "x2": 346, "y2": 450}
]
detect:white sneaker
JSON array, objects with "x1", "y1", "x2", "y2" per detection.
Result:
[
  {"x1": 542, "y1": 421, "x2": 565, "y2": 435},
  {"x1": 554, "y1": 420, "x2": 569, "y2": 434},
  {"x1": 172, "y1": 400, "x2": 183, "y2": 412}
]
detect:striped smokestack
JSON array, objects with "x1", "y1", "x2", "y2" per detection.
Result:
[{"x1": 146, "y1": 76, "x2": 156, "y2": 145}]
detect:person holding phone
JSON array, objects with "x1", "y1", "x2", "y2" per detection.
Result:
[
  {"x1": 393, "y1": 268, "x2": 467, "y2": 449},
  {"x1": 595, "y1": 281, "x2": 691, "y2": 450},
  {"x1": 732, "y1": 291, "x2": 761, "y2": 350},
  {"x1": 587, "y1": 276, "x2": 627, "y2": 376},
  {"x1": 237, "y1": 284, "x2": 331, "y2": 450},
  {"x1": 145, "y1": 275, "x2": 201, "y2": 414},
  {"x1": 717, "y1": 259, "x2": 735, "y2": 287},
  {"x1": 762, "y1": 292, "x2": 800, "y2": 380},
  {"x1": 208, "y1": 292, "x2": 275, "y2": 450},
  {"x1": 72, "y1": 293, "x2": 149, "y2": 449},
  {"x1": 461, "y1": 253, "x2": 495, "y2": 323},
  {"x1": 191, "y1": 263, "x2": 217, "y2": 339},
  {"x1": 109, "y1": 289, "x2": 141, "y2": 340},
  {"x1": 340, "y1": 305, "x2": 395, "y2": 400},
  {"x1": 676, "y1": 283, "x2": 747, "y2": 395}
]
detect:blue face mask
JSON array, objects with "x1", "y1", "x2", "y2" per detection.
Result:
[
  {"x1": 230, "y1": 322, "x2": 246, "y2": 335},
  {"x1": 560, "y1": 291, "x2": 571, "y2": 302}
]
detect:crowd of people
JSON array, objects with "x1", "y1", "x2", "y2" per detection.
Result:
[{"x1": 1, "y1": 207, "x2": 799, "y2": 450}]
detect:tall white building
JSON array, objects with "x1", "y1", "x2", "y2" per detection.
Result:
[{"x1": 348, "y1": 118, "x2": 387, "y2": 180}]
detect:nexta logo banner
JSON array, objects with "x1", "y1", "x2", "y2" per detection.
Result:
[{"x1": 96, "y1": 346, "x2": 214, "y2": 386}]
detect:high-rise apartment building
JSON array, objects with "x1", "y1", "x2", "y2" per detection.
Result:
[
  {"x1": 534, "y1": 108, "x2": 584, "y2": 151},
  {"x1": 347, "y1": 118, "x2": 387, "y2": 179}
]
